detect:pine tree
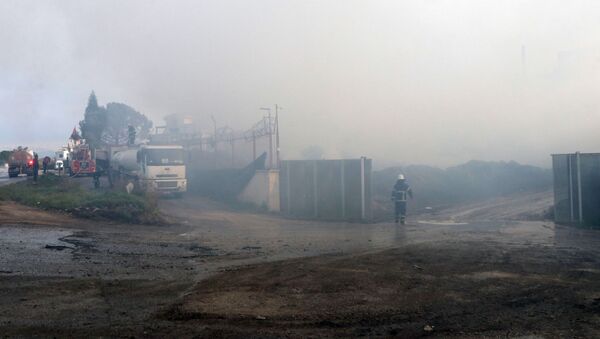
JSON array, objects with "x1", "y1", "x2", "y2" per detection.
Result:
[
  {"x1": 85, "y1": 91, "x2": 99, "y2": 114},
  {"x1": 79, "y1": 90, "x2": 107, "y2": 147}
]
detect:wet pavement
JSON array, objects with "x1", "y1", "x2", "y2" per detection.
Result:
[
  {"x1": 0, "y1": 167, "x2": 25, "y2": 186},
  {"x1": 0, "y1": 197, "x2": 588, "y2": 282},
  {"x1": 1, "y1": 197, "x2": 599, "y2": 336},
  {"x1": 157, "y1": 196, "x2": 570, "y2": 265}
]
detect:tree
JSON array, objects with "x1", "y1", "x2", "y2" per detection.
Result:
[
  {"x1": 0, "y1": 150, "x2": 10, "y2": 165},
  {"x1": 78, "y1": 91, "x2": 153, "y2": 147},
  {"x1": 79, "y1": 91, "x2": 107, "y2": 148},
  {"x1": 102, "y1": 102, "x2": 153, "y2": 145},
  {"x1": 86, "y1": 91, "x2": 99, "y2": 114}
]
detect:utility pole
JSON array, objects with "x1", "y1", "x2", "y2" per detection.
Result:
[
  {"x1": 260, "y1": 107, "x2": 272, "y2": 169},
  {"x1": 275, "y1": 104, "x2": 281, "y2": 169},
  {"x1": 230, "y1": 134, "x2": 235, "y2": 168},
  {"x1": 268, "y1": 110, "x2": 273, "y2": 169},
  {"x1": 252, "y1": 130, "x2": 256, "y2": 161},
  {"x1": 211, "y1": 115, "x2": 217, "y2": 169}
]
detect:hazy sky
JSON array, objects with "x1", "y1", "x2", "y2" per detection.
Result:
[{"x1": 1, "y1": 0, "x2": 599, "y2": 167}]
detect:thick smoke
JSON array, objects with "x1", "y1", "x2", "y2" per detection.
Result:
[{"x1": 1, "y1": 0, "x2": 599, "y2": 167}]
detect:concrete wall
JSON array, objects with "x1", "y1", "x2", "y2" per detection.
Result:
[
  {"x1": 552, "y1": 152, "x2": 600, "y2": 227},
  {"x1": 238, "y1": 170, "x2": 280, "y2": 211},
  {"x1": 280, "y1": 158, "x2": 372, "y2": 221}
]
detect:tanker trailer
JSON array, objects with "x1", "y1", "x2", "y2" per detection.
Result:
[
  {"x1": 8, "y1": 148, "x2": 34, "y2": 178},
  {"x1": 110, "y1": 145, "x2": 186, "y2": 195}
]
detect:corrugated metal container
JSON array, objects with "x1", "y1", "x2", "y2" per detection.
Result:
[
  {"x1": 552, "y1": 152, "x2": 600, "y2": 227},
  {"x1": 280, "y1": 158, "x2": 372, "y2": 221}
]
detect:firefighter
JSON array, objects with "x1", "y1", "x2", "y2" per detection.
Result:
[
  {"x1": 32, "y1": 153, "x2": 40, "y2": 182},
  {"x1": 391, "y1": 174, "x2": 413, "y2": 224},
  {"x1": 93, "y1": 160, "x2": 107, "y2": 189},
  {"x1": 64, "y1": 155, "x2": 70, "y2": 176},
  {"x1": 128, "y1": 125, "x2": 136, "y2": 145},
  {"x1": 42, "y1": 156, "x2": 51, "y2": 174}
]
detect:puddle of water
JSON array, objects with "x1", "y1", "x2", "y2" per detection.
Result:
[
  {"x1": 418, "y1": 220, "x2": 469, "y2": 226},
  {"x1": 463, "y1": 271, "x2": 521, "y2": 280},
  {"x1": 0, "y1": 227, "x2": 72, "y2": 248},
  {"x1": 0, "y1": 226, "x2": 75, "y2": 275}
]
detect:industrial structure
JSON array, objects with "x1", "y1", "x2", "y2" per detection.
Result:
[
  {"x1": 552, "y1": 152, "x2": 600, "y2": 227},
  {"x1": 152, "y1": 108, "x2": 280, "y2": 171},
  {"x1": 152, "y1": 111, "x2": 373, "y2": 221}
]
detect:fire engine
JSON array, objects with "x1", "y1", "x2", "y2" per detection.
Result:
[{"x1": 69, "y1": 144, "x2": 96, "y2": 176}]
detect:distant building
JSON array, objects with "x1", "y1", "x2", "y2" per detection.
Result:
[
  {"x1": 153, "y1": 114, "x2": 205, "y2": 144},
  {"x1": 161, "y1": 114, "x2": 200, "y2": 138},
  {"x1": 552, "y1": 152, "x2": 600, "y2": 227},
  {"x1": 68, "y1": 127, "x2": 83, "y2": 150}
]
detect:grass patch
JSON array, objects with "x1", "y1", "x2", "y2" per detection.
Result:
[{"x1": 0, "y1": 175, "x2": 162, "y2": 223}]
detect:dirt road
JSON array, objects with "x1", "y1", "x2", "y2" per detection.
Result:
[
  {"x1": 0, "y1": 194, "x2": 598, "y2": 337},
  {"x1": 425, "y1": 190, "x2": 554, "y2": 222}
]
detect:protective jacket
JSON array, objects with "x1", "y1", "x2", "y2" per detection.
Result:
[{"x1": 392, "y1": 181, "x2": 413, "y2": 202}]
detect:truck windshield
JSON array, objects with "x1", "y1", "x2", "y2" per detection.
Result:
[{"x1": 145, "y1": 149, "x2": 184, "y2": 166}]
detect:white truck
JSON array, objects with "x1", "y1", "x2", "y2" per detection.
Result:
[
  {"x1": 107, "y1": 144, "x2": 187, "y2": 195},
  {"x1": 55, "y1": 148, "x2": 69, "y2": 170}
]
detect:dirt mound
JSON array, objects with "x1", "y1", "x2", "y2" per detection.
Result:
[{"x1": 167, "y1": 242, "x2": 600, "y2": 338}]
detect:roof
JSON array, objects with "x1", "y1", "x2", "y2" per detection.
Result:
[
  {"x1": 70, "y1": 127, "x2": 82, "y2": 140},
  {"x1": 551, "y1": 152, "x2": 600, "y2": 156},
  {"x1": 141, "y1": 145, "x2": 184, "y2": 149}
]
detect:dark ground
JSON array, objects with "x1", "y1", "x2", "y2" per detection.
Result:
[
  {"x1": 0, "y1": 187, "x2": 598, "y2": 338},
  {"x1": 166, "y1": 239, "x2": 600, "y2": 338}
]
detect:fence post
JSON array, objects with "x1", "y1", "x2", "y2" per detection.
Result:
[
  {"x1": 577, "y1": 152, "x2": 583, "y2": 223},
  {"x1": 286, "y1": 162, "x2": 291, "y2": 215},
  {"x1": 313, "y1": 160, "x2": 318, "y2": 218},
  {"x1": 360, "y1": 157, "x2": 365, "y2": 220},
  {"x1": 568, "y1": 155, "x2": 574, "y2": 222},
  {"x1": 341, "y1": 160, "x2": 346, "y2": 219}
]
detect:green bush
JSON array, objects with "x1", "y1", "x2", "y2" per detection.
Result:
[{"x1": 0, "y1": 175, "x2": 161, "y2": 223}]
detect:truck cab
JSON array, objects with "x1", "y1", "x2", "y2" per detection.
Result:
[
  {"x1": 55, "y1": 149, "x2": 69, "y2": 170},
  {"x1": 137, "y1": 145, "x2": 187, "y2": 194}
]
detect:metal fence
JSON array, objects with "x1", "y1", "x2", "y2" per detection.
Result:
[
  {"x1": 153, "y1": 112, "x2": 280, "y2": 171},
  {"x1": 552, "y1": 152, "x2": 600, "y2": 227},
  {"x1": 280, "y1": 158, "x2": 372, "y2": 221}
]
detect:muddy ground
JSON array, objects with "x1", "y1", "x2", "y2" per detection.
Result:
[
  {"x1": 168, "y1": 240, "x2": 600, "y2": 338},
  {"x1": 0, "y1": 190, "x2": 599, "y2": 337}
]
